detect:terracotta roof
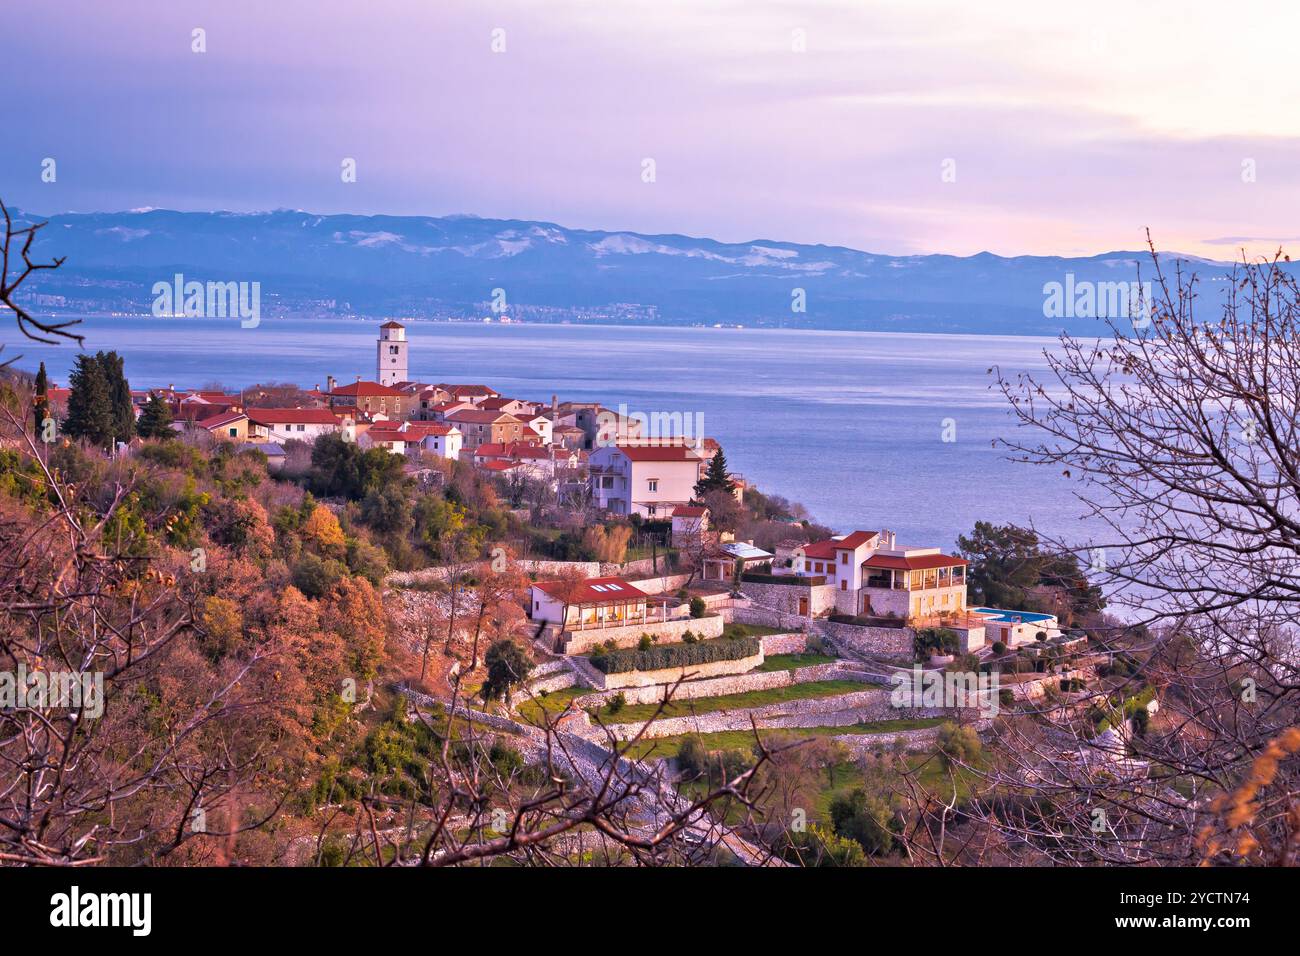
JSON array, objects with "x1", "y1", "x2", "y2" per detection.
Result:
[
  {"x1": 863, "y1": 553, "x2": 968, "y2": 571},
  {"x1": 796, "y1": 539, "x2": 839, "y2": 560},
  {"x1": 614, "y1": 444, "x2": 702, "y2": 463},
  {"x1": 197, "y1": 411, "x2": 247, "y2": 430},
  {"x1": 403, "y1": 422, "x2": 456, "y2": 438},
  {"x1": 248, "y1": 408, "x2": 341, "y2": 425},
  {"x1": 447, "y1": 409, "x2": 516, "y2": 425},
  {"x1": 329, "y1": 381, "x2": 405, "y2": 397},
  {"x1": 479, "y1": 459, "x2": 522, "y2": 472},
  {"x1": 449, "y1": 384, "x2": 498, "y2": 397},
  {"x1": 833, "y1": 530, "x2": 880, "y2": 550},
  {"x1": 533, "y1": 576, "x2": 649, "y2": 604},
  {"x1": 380, "y1": 321, "x2": 405, "y2": 329},
  {"x1": 672, "y1": 506, "x2": 709, "y2": 518}
]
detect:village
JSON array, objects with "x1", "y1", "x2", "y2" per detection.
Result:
[{"x1": 28, "y1": 321, "x2": 1159, "y2": 865}]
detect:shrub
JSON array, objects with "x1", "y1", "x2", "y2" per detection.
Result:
[
  {"x1": 829, "y1": 788, "x2": 898, "y2": 856},
  {"x1": 682, "y1": 630, "x2": 697, "y2": 644},
  {"x1": 637, "y1": 634, "x2": 653, "y2": 651},
  {"x1": 991, "y1": 640, "x2": 1007, "y2": 655},
  {"x1": 999, "y1": 688, "x2": 1015, "y2": 707},
  {"x1": 689, "y1": 596, "x2": 707, "y2": 618},
  {"x1": 588, "y1": 636, "x2": 760, "y2": 674},
  {"x1": 936, "y1": 722, "x2": 982, "y2": 768},
  {"x1": 913, "y1": 627, "x2": 960, "y2": 661},
  {"x1": 606, "y1": 692, "x2": 626, "y2": 715}
]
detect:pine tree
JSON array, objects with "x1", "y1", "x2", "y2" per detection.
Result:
[
  {"x1": 137, "y1": 393, "x2": 174, "y2": 439},
  {"x1": 63, "y1": 354, "x2": 114, "y2": 447},
  {"x1": 33, "y1": 361, "x2": 49, "y2": 433},
  {"x1": 694, "y1": 445, "x2": 731, "y2": 497}
]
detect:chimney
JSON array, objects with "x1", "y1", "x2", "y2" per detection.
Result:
[
  {"x1": 326, "y1": 375, "x2": 336, "y2": 393},
  {"x1": 356, "y1": 374, "x2": 362, "y2": 382}
]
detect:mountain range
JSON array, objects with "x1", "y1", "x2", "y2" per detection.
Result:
[{"x1": 14, "y1": 208, "x2": 1258, "y2": 335}]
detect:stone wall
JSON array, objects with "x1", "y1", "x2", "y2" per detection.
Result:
[
  {"x1": 594, "y1": 651, "x2": 766, "y2": 690},
  {"x1": 601, "y1": 688, "x2": 953, "y2": 740},
  {"x1": 628, "y1": 572, "x2": 694, "y2": 595},
  {"x1": 727, "y1": 604, "x2": 810, "y2": 632},
  {"x1": 738, "y1": 580, "x2": 836, "y2": 617},
  {"x1": 813, "y1": 620, "x2": 914, "y2": 661},
  {"x1": 577, "y1": 660, "x2": 852, "y2": 706},
  {"x1": 561, "y1": 613, "x2": 724, "y2": 654},
  {"x1": 760, "y1": 632, "x2": 808, "y2": 655}
]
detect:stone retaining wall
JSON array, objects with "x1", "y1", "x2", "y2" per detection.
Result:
[
  {"x1": 760, "y1": 632, "x2": 808, "y2": 655},
  {"x1": 601, "y1": 689, "x2": 953, "y2": 740},
  {"x1": 576, "y1": 660, "x2": 853, "y2": 706},
  {"x1": 594, "y1": 652, "x2": 765, "y2": 690},
  {"x1": 562, "y1": 613, "x2": 724, "y2": 654},
  {"x1": 739, "y1": 580, "x2": 836, "y2": 617},
  {"x1": 628, "y1": 572, "x2": 693, "y2": 595},
  {"x1": 813, "y1": 620, "x2": 914, "y2": 661}
]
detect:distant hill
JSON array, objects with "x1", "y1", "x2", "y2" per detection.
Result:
[{"x1": 13, "y1": 208, "x2": 1260, "y2": 335}]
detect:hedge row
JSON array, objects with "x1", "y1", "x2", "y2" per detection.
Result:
[{"x1": 589, "y1": 636, "x2": 761, "y2": 674}]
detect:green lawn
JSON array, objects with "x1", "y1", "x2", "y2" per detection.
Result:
[
  {"x1": 756, "y1": 653, "x2": 838, "y2": 672},
  {"x1": 598, "y1": 679, "x2": 868, "y2": 724},
  {"x1": 515, "y1": 686, "x2": 587, "y2": 726},
  {"x1": 620, "y1": 717, "x2": 947, "y2": 761}
]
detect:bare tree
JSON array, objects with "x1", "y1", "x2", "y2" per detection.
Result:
[
  {"x1": 973, "y1": 241, "x2": 1300, "y2": 864},
  {"x1": 0, "y1": 199, "x2": 82, "y2": 367}
]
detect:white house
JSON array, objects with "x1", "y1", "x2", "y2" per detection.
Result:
[
  {"x1": 247, "y1": 407, "x2": 348, "y2": 444},
  {"x1": 528, "y1": 576, "x2": 651, "y2": 629},
  {"x1": 588, "y1": 442, "x2": 703, "y2": 518},
  {"x1": 403, "y1": 422, "x2": 463, "y2": 460}
]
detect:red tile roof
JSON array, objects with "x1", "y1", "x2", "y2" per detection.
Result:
[
  {"x1": 329, "y1": 381, "x2": 405, "y2": 398},
  {"x1": 797, "y1": 539, "x2": 839, "y2": 560},
  {"x1": 449, "y1": 384, "x2": 499, "y2": 397},
  {"x1": 380, "y1": 321, "x2": 405, "y2": 329},
  {"x1": 863, "y1": 553, "x2": 968, "y2": 571},
  {"x1": 672, "y1": 506, "x2": 709, "y2": 518},
  {"x1": 248, "y1": 408, "x2": 341, "y2": 425},
  {"x1": 447, "y1": 409, "x2": 516, "y2": 425},
  {"x1": 197, "y1": 411, "x2": 247, "y2": 430},
  {"x1": 533, "y1": 576, "x2": 648, "y2": 604},
  {"x1": 479, "y1": 459, "x2": 522, "y2": 472},
  {"x1": 833, "y1": 530, "x2": 880, "y2": 550},
  {"x1": 614, "y1": 444, "x2": 702, "y2": 462},
  {"x1": 403, "y1": 422, "x2": 456, "y2": 438}
]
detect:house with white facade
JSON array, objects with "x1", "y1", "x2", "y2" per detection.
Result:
[
  {"x1": 247, "y1": 407, "x2": 349, "y2": 444},
  {"x1": 588, "y1": 442, "x2": 703, "y2": 518},
  {"x1": 786, "y1": 530, "x2": 970, "y2": 622}
]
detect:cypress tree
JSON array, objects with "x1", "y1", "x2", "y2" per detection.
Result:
[
  {"x1": 33, "y1": 361, "x2": 49, "y2": 433},
  {"x1": 63, "y1": 354, "x2": 114, "y2": 447}
]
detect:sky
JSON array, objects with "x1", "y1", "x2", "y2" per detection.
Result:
[{"x1": 6, "y1": 0, "x2": 1300, "y2": 258}]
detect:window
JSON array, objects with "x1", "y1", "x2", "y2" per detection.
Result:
[
  {"x1": 296, "y1": 423, "x2": 305, "y2": 431},
  {"x1": 228, "y1": 427, "x2": 238, "y2": 437},
  {"x1": 840, "y1": 553, "x2": 848, "y2": 565},
  {"x1": 840, "y1": 580, "x2": 846, "y2": 591},
  {"x1": 647, "y1": 478, "x2": 659, "y2": 493}
]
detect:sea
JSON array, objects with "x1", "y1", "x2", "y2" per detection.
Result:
[{"x1": 7, "y1": 315, "x2": 1107, "y2": 552}]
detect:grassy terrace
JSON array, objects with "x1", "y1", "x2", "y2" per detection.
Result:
[
  {"x1": 620, "y1": 718, "x2": 947, "y2": 761},
  {"x1": 756, "y1": 653, "x2": 838, "y2": 672},
  {"x1": 515, "y1": 687, "x2": 587, "y2": 726},
  {"x1": 596, "y1": 679, "x2": 868, "y2": 723}
]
